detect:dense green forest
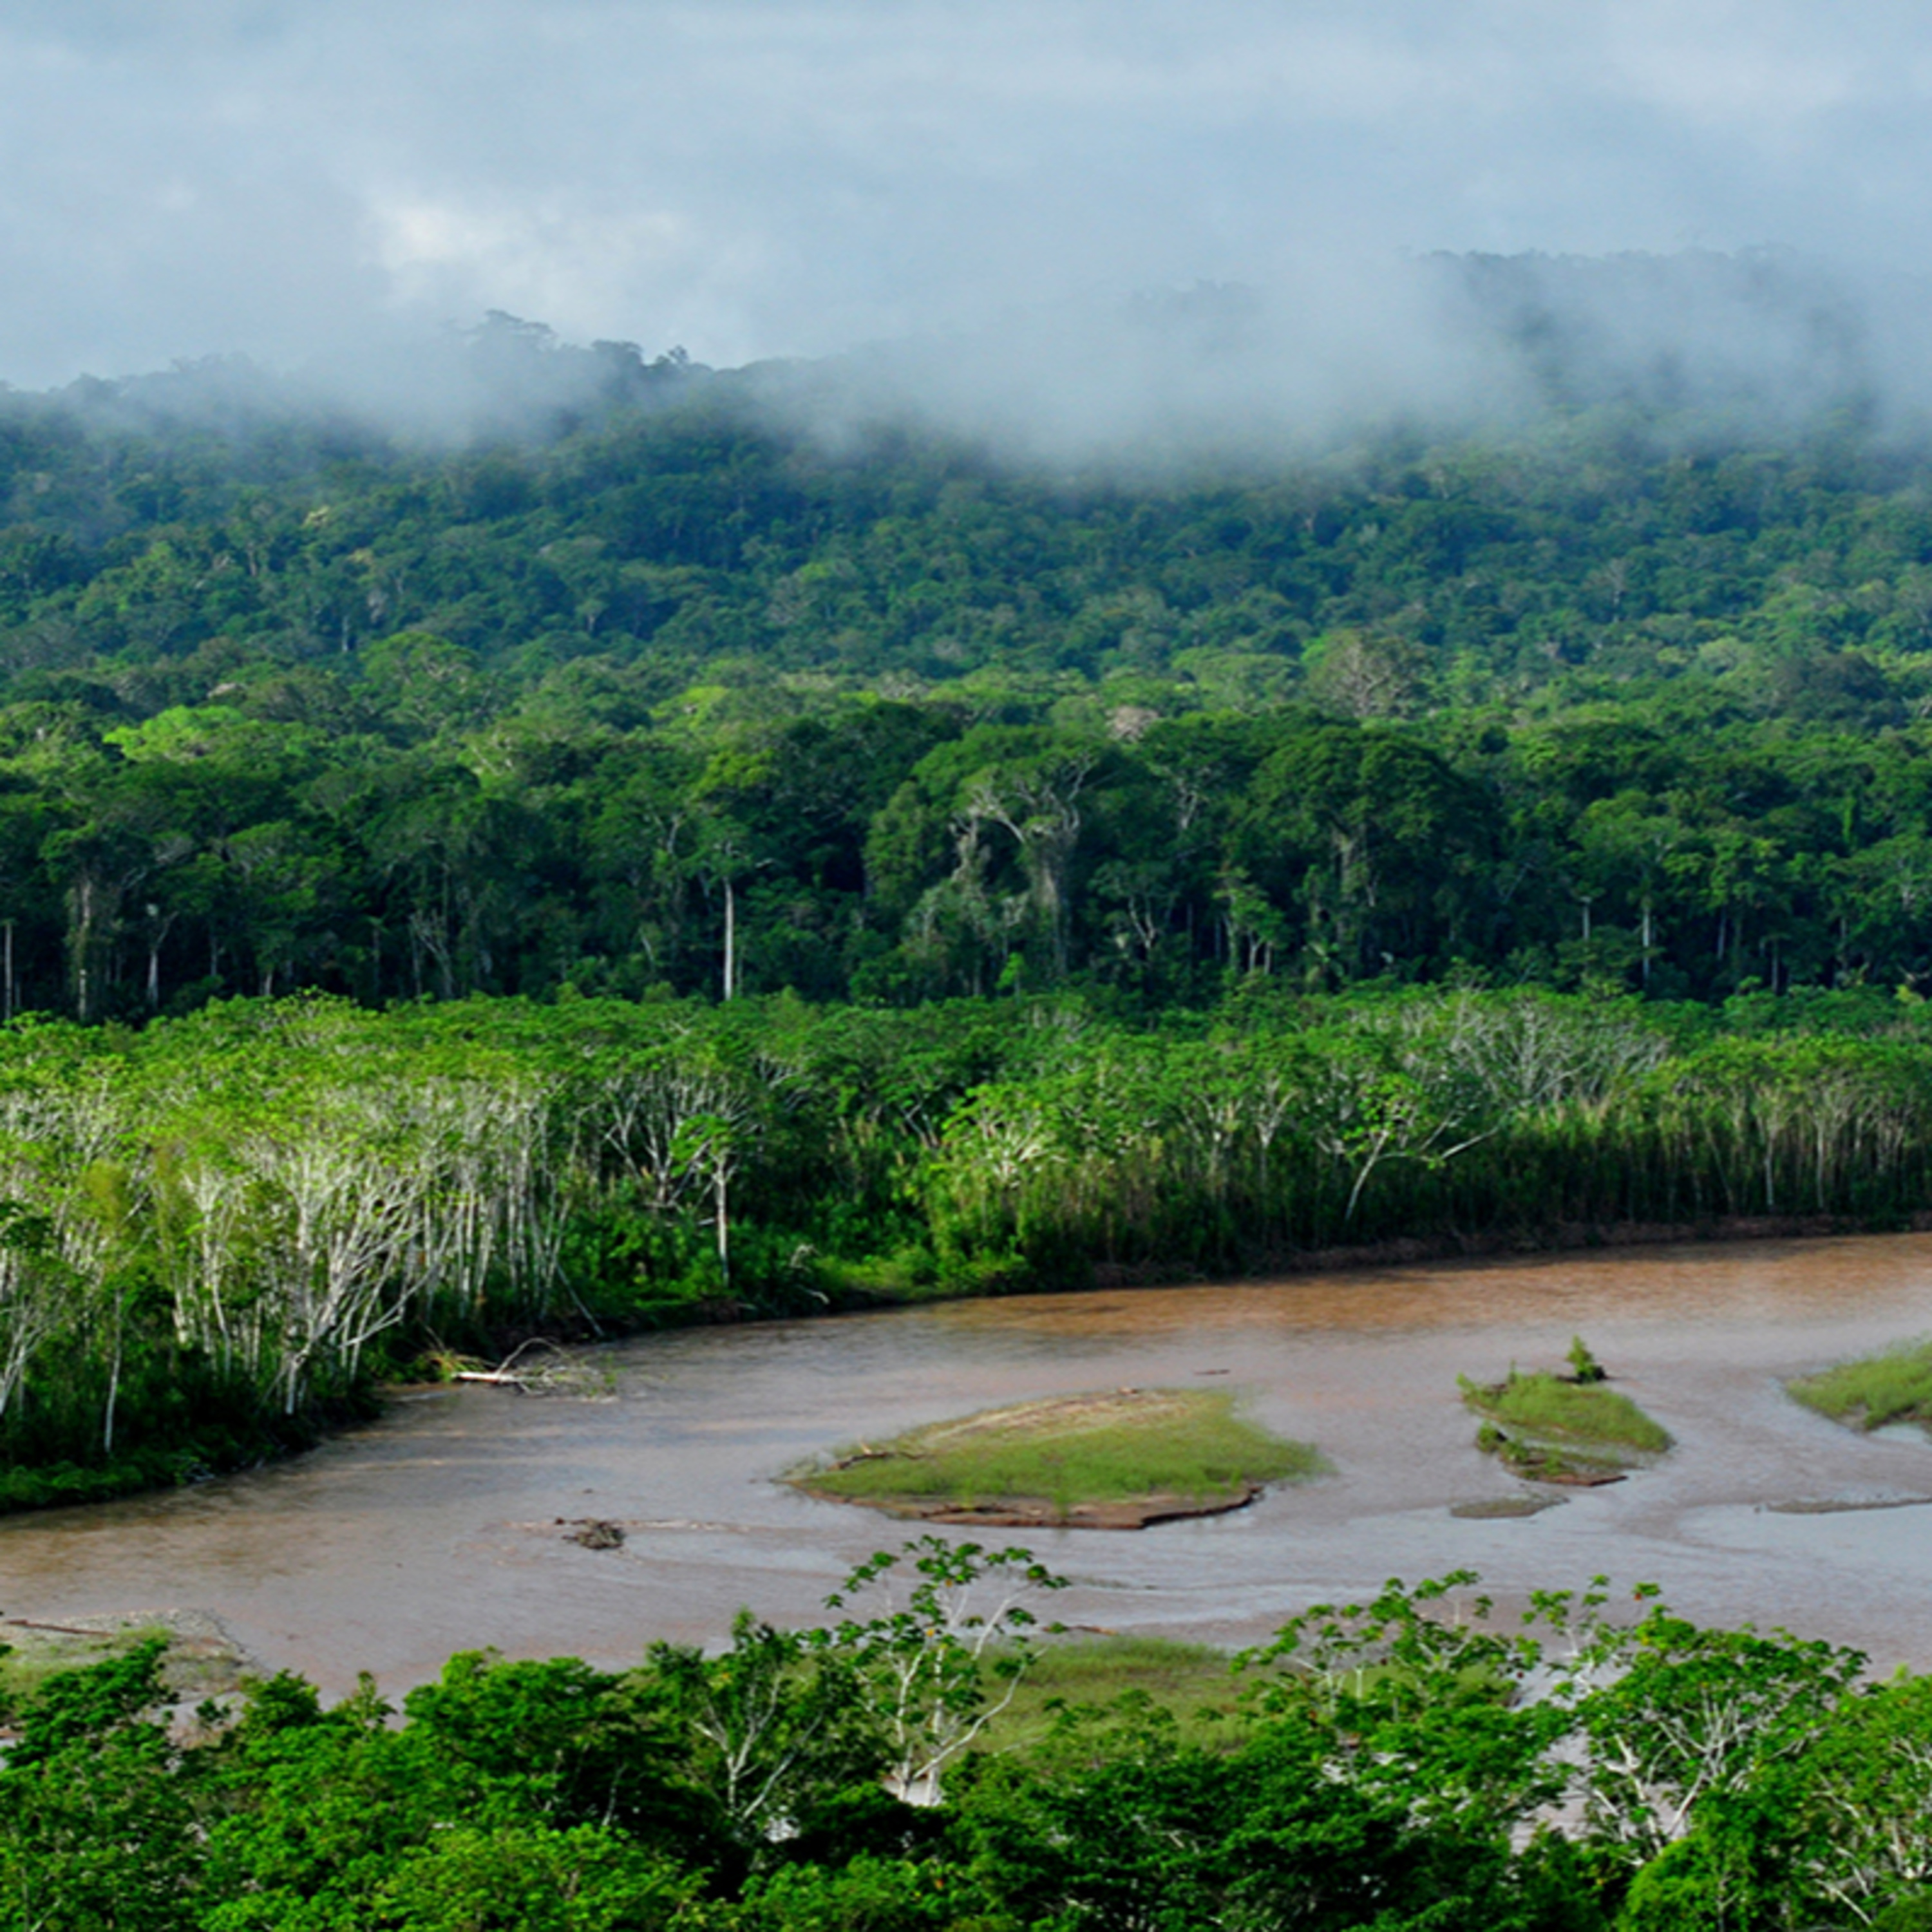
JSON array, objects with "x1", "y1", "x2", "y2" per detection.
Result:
[
  {"x1": 3, "y1": 319, "x2": 1932, "y2": 1015},
  {"x1": 9, "y1": 1546, "x2": 1932, "y2": 1931}
]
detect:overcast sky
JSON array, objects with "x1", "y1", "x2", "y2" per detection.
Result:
[{"x1": 1, "y1": 0, "x2": 1929, "y2": 389}]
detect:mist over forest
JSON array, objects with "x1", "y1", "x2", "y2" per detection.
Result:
[
  {"x1": 18, "y1": 246, "x2": 1911, "y2": 457},
  {"x1": 0, "y1": 249, "x2": 1917, "y2": 1019}
]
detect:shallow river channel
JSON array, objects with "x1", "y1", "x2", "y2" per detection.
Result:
[{"x1": 9, "y1": 1233, "x2": 1932, "y2": 1694}]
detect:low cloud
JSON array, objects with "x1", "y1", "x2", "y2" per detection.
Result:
[{"x1": 3, "y1": 2, "x2": 1931, "y2": 453}]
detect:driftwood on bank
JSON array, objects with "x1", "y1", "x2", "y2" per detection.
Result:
[
  {"x1": 440, "y1": 1338, "x2": 612, "y2": 1398},
  {"x1": 821, "y1": 1444, "x2": 916, "y2": 1471},
  {"x1": 557, "y1": 1517, "x2": 627, "y2": 1549}
]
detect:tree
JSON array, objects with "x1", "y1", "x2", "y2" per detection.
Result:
[
  {"x1": 1779, "y1": 1673, "x2": 1932, "y2": 1922},
  {"x1": 1564, "y1": 1605, "x2": 1866, "y2": 1868},
  {"x1": 648, "y1": 1613, "x2": 875, "y2": 1853},
  {"x1": 1236, "y1": 722, "x2": 1497, "y2": 981},
  {"x1": 0, "y1": 1640, "x2": 202, "y2": 1932},
  {"x1": 824, "y1": 1537, "x2": 1066, "y2": 1806},
  {"x1": 1237, "y1": 1571, "x2": 1567, "y2": 1840}
]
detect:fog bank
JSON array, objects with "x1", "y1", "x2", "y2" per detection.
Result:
[
  {"x1": 6, "y1": 1, "x2": 1932, "y2": 403},
  {"x1": 18, "y1": 249, "x2": 1926, "y2": 471}
]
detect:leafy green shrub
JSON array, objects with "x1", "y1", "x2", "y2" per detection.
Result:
[{"x1": 1567, "y1": 1336, "x2": 1607, "y2": 1384}]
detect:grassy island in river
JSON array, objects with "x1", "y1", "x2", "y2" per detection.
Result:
[
  {"x1": 788, "y1": 1388, "x2": 1327, "y2": 1528},
  {"x1": 1462, "y1": 1364, "x2": 1672, "y2": 1484},
  {"x1": 1790, "y1": 1340, "x2": 1932, "y2": 1433}
]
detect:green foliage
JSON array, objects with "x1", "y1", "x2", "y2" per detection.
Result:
[
  {"x1": 723, "y1": 1854, "x2": 1001, "y2": 1931},
  {"x1": 10, "y1": 1557, "x2": 1932, "y2": 1928},
  {"x1": 0, "y1": 1637, "x2": 200, "y2": 1931},
  {"x1": 824, "y1": 1537, "x2": 1069, "y2": 1805},
  {"x1": 646, "y1": 1613, "x2": 879, "y2": 1853},
  {"x1": 369, "y1": 1826, "x2": 699, "y2": 1932},
  {"x1": 22, "y1": 324, "x2": 1932, "y2": 1512},
  {"x1": 1565, "y1": 1604, "x2": 1866, "y2": 1873},
  {"x1": 2, "y1": 1634, "x2": 171, "y2": 1770},
  {"x1": 1236, "y1": 1571, "x2": 1568, "y2": 1838},
  {"x1": 5, "y1": 379, "x2": 1932, "y2": 1021},
  {"x1": 1568, "y1": 1334, "x2": 1608, "y2": 1383},
  {"x1": 2, "y1": 985, "x2": 1932, "y2": 1500}
]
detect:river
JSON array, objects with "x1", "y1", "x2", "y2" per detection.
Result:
[{"x1": 6, "y1": 1233, "x2": 1932, "y2": 1696}]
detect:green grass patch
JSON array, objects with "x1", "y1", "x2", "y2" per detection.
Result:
[
  {"x1": 1789, "y1": 1338, "x2": 1932, "y2": 1432},
  {"x1": 0, "y1": 1625, "x2": 152, "y2": 1707},
  {"x1": 0, "y1": 1613, "x2": 250, "y2": 1718},
  {"x1": 981, "y1": 1636, "x2": 1244, "y2": 1753},
  {"x1": 790, "y1": 1388, "x2": 1327, "y2": 1517},
  {"x1": 1461, "y1": 1370, "x2": 1672, "y2": 1457}
]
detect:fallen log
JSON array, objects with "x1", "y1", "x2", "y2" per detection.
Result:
[{"x1": 824, "y1": 1444, "x2": 920, "y2": 1470}]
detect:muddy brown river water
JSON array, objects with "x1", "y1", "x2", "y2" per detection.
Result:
[{"x1": 8, "y1": 1233, "x2": 1932, "y2": 1696}]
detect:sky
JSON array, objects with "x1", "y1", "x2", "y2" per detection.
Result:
[{"x1": 1, "y1": 0, "x2": 1929, "y2": 391}]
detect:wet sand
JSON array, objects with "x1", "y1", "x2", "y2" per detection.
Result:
[{"x1": 6, "y1": 1233, "x2": 1932, "y2": 1694}]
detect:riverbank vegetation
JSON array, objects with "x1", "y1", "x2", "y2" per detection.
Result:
[
  {"x1": 11, "y1": 1546, "x2": 1932, "y2": 1929},
  {"x1": 1, "y1": 987, "x2": 1932, "y2": 1504},
  {"x1": 0, "y1": 1609, "x2": 246, "y2": 1708},
  {"x1": 790, "y1": 1388, "x2": 1324, "y2": 1525},
  {"x1": 981, "y1": 1633, "x2": 1242, "y2": 1748},
  {"x1": 1790, "y1": 1340, "x2": 1932, "y2": 1433}
]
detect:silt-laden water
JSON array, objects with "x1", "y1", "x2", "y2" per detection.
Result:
[{"x1": 6, "y1": 1234, "x2": 1932, "y2": 1694}]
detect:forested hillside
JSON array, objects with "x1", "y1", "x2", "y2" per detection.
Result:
[{"x1": 1, "y1": 307, "x2": 1931, "y2": 1018}]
